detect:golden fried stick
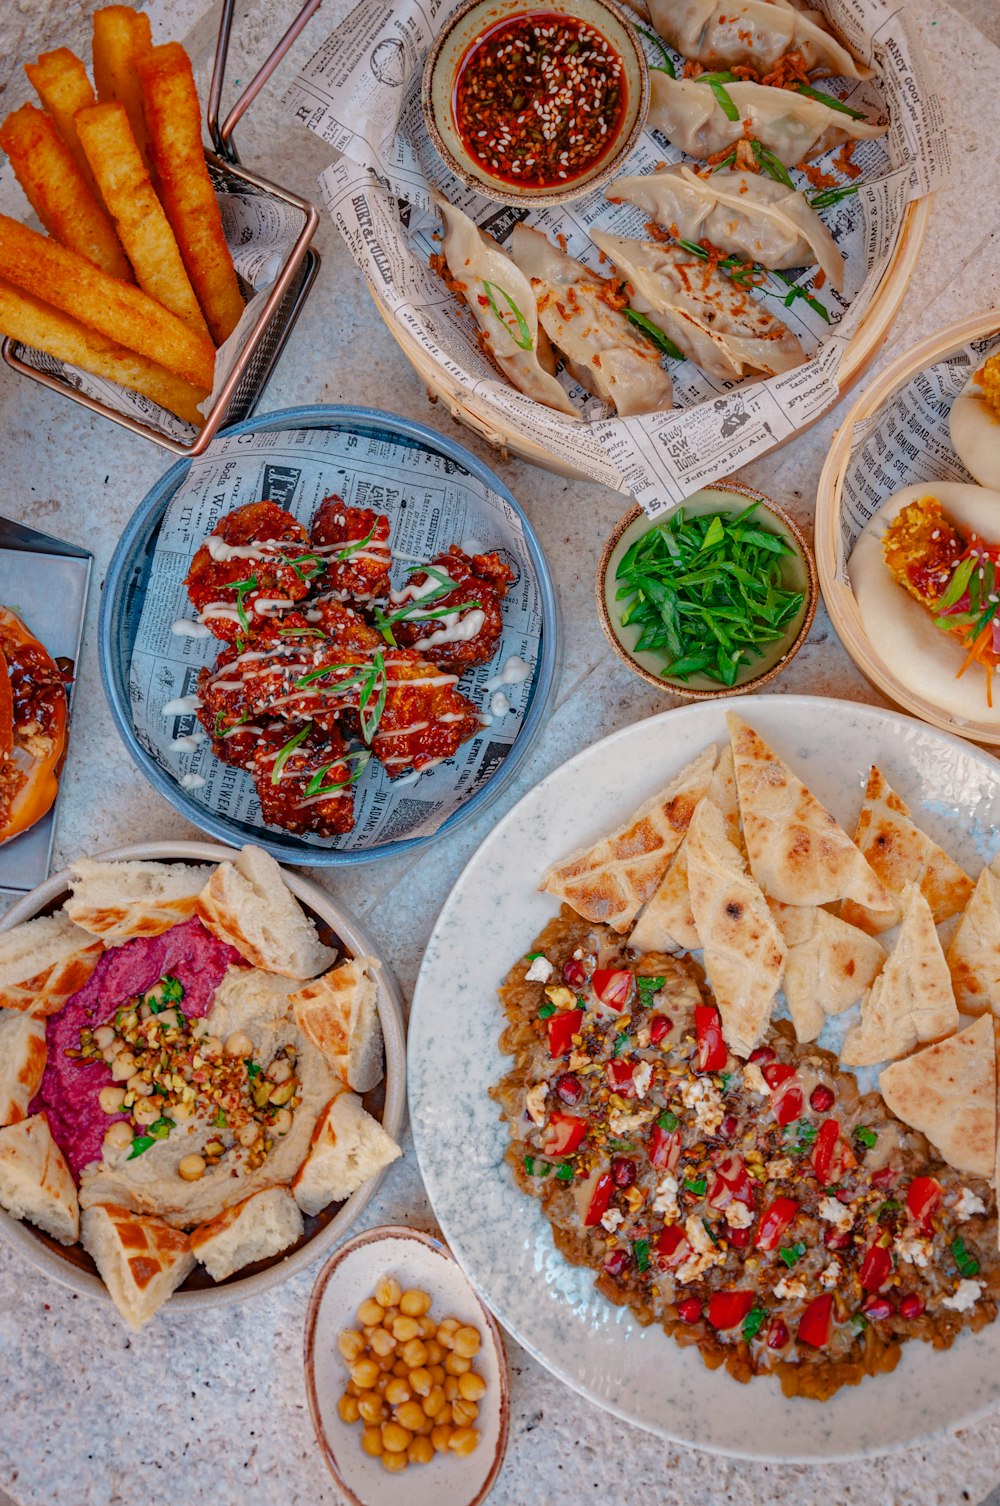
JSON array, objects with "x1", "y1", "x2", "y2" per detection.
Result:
[
  {"x1": 139, "y1": 43, "x2": 244, "y2": 345},
  {"x1": 24, "y1": 49, "x2": 101, "y2": 196},
  {"x1": 0, "y1": 215, "x2": 216, "y2": 390},
  {"x1": 76, "y1": 102, "x2": 211, "y2": 341},
  {"x1": 0, "y1": 104, "x2": 132, "y2": 281},
  {"x1": 92, "y1": 6, "x2": 153, "y2": 169},
  {"x1": 0, "y1": 279, "x2": 207, "y2": 426}
]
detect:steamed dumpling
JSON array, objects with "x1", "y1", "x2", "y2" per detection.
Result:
[
  {"x1": 591, "y1": 229, "x2": 804, "y2": 381},
  {"x1": 433, "y1": 194, "x2": 577, "y2": 416},
  {"x1": 509, "y1": 225, "x2": 674, "y2": 417},
  {"x1": 949, "y1": 353, "x2": 1000, "y2": 490},
  {"x1": 648, "y1": 73, "x2": 887, "y2": 166},
  {"x1": 607, "y1": 164, "x2": 844, "y2": 290},
  {"x1": 645, "y1": 0, "x2": 872, "y2": 78}
]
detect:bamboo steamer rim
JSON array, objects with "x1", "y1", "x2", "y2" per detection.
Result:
[
  {"x1": 815, "y1": 307, "x2": 1000, "y2": 748},
  {"x1": 374, "y1": 198, "x2": 930, "y2": 481}
]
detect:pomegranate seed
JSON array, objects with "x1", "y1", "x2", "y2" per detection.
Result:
[
  {"x1": 824, "y1": 1226, "x2": 853, "y2": 1251},
  {"x1": 611, "y1": 1156, "x2": 636, "y2": 1188},
  {"x1": 871, "y1": 1167, "x2": 896, "y2": 1189},
  {"x1": 749, "y1": 1045, "x2": 776, "y2": 1064},
  {"x1": 562, "y1": 957, "x2": 588, "y2": 987},
  {"x1": 603, "y1": 1248, "x2": 629, "y2": 1277},
  {"x1": 766, "y1": 1318, "x2": 789, "y2": 1350},
  {"x1": 728, "y1": 1225, "x2": 752, "y2": 1249},
  {"x1": 899, "y1": 1293, "x2": 924, "y2": 1320},
  {"x1": 554, "y1": 1073, "x2": 583, "y2": 1105},
  {"x1": 809, "y1": 1084, "x2": 835, "y2": 1113},
  {"x1": 862, "y1": 1296, "x2": 894, "y2": 1321},
  {"x1": 649, "y1": 1014, "x2": 673, "y2": 1044},
  {"x1": 719, "y1": 1113, "x2": 739, "y2": 1140},
  {"x1": 677, "y1": 1298, "x2": 702, "y2": 1324},
  {"x1": 835, "y1": 1185, "x2": 855, "y2": 1204}
]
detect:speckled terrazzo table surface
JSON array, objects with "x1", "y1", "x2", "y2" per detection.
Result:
[{"x1": 1, "y1": 0, "x2": 1000, "y2": 1502}]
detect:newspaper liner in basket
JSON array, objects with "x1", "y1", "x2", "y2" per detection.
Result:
[
  {"x1": 283, "y1": 0, "x2": 949, "y2": 514},
  {"x1": 816, "y1": 311, "x2": 1000, "y2": 747},
  {"x1": 121, "y1": 414, "x2": 548, "y2": 854}
]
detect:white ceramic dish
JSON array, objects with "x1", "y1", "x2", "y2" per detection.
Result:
[
  {"x1": 408, "y1": 696, "x2": 1000, "y2": 1461},
  {"x1": 305, "y1": 1225, "x2": 509, "y2": 1506},
  {"x1": 0, "y1": 840, "x2": 407, "y2": 1311}
]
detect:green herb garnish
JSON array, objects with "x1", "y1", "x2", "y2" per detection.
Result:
[
  {"x1": 244, "y1": 1059, "x2": 262, "y2": 1078},
  {"x1": 230, "y1": 575, "x2": 258, "y2": 633},
  {"x1": 951, "y1": 1236, "x2": 980, "y2": 1278},
  {"x1": 538, "y1": 1002, "x2": 556, "y2": 1019},
  {"x1": 779, "y1": 1241, "x2": 807, "y2": 1267},
  {"x1": 525, "y1": 952, "x2": 545, "y2": 961},
  {"x1": 719, "y1": 1071, "x2": 734, "y2": 1092},
  {"x1": 211, "y1": 1107, "x2": 228, "y2": 1129},
  {"x1": 637, "y1": 976, "x2": 665, "y2": 1002},
  {"x1": 784, "y1": 1120, "x2": 817, "y2": 1154},
  {"x1": 684, "y1": 1176, "x2": 707, "y2": 1197},
  {"x1": 613, "y1": 1033, "x2": 630, "y2": 1058},
  {"x1": 636, "y1": 23, "x2": 676, "y2": 75},
  {"x1": 742, "y1": 1306, "x2": 768, "y2": 1340},
  {"x1": 792, "y1": 82, "x2": 866, "y2": 118},
  {"x1": 808, "y1": 183, "x2": 861, "y2": 210},
  {"x1": 750, "y1": 140, "x2": 795, "y2": 188},
  {"x1": 270, "y1": 721, "x2": 313, "y2": 785},
  {"x1": 855, "y1": 1126, "x2": 877, "y2": 1149},
  {"x1": 128, "y1": 1135, "x2": 155, "y2": 1160},
  {"x1": 772, "y1": 270, "x2": 832, "y2": 324},
  {"x1": 149, "y1": 1116, "x2": 174, "y2": 1140},
  {"x1": 702, "y1": 1217, "x2": 720, "y2": 1246},
  {"x1": 851, "y1": 1312, "x2": 869, "y2": 1331},
  {"x1": 304, "y1": 749, "x2": 370, "y2": 800},
  {"x1": 633, "y1": 1238, "x2": 651, "y2": 1272},
  {"x1": 625, "y1": 308, "x2": 685, "y2": 361},
  {"x1": 482, "y1": 281, "x2": 533, "y2": 350},
  {"x1": 160, "y1": 975, "x2": 184, "y2": 1004},
  {"x1": 335, "y1": 523, "x2": 376, "y2": 563},
  {"x1": 696, "y1": 70, "x2": 740, "y2": 121},
  {"x1": 876, "y1": 1199, "x2": 901, "y2": 1222},
  {"x1": 556, "y1": 1162, "x2": 574, "y2": 1182},
  {"x1": 658, "y1": 1110, "x2": 678, "y2": 1132}
]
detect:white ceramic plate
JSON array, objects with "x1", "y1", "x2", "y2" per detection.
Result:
[
  {"x1": 305, "y1": 1225, "x2": 509, "y2": 1506},
  {"x1": 408, "y1": 696, "x2": 1000, "y2": 1461},
  {"x1": 0, "y1": 841, "x2": 407, "y2": 1312}
]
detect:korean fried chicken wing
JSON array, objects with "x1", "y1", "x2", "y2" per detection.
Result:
[
  {"x1": 373, "y1": 650, "x2": 482, "y2": 777},
  {"x1": 197, "y1": 633, "x2": 363, "y2": 740},
  {"x1": 184, "y1": 501, "x2": 323, "y2": 643},
  {"x1": 252, "y1": 721, "x2": 356, "y2": 837},
  {"x1": 310, "y1": 497, "x2": 392, "y2": 604},
  {"x1": 392, "y1": 545, "x2": 514, "y2": 671}
]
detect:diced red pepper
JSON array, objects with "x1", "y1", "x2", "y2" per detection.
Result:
[
  {"x1": 541, "y1": 1111, "x2": 586, "y2": 1156},
  {"x1": 649, "y1": 1125, "x2": 681, "y2": 1171},
  {"x1": 591, "y1": 969, "x2": 634, "y2": 1011},
  {"x1": 607, "y1": 1060, "x2": 635, "y2": 1096},
  {"x1": 755, "y1": 1195, "x2": 799, "y2": 1252},
  {"x1": 797, "y1": 1293, "x2": 834, "y2": 1348},
  {"x1": 547, "y1": 1009, "x2": 584, "y2": 1058},
  {"x1": 707, "y1": 1290, "x2": 755, "y2": 1330},
  {"x1": 810, "y1": 1118, "x2": 841, "y2": 1184},
  {"x1": 906, "y1": 1175, "x2": 943, "y2": 1231},
  {"x1": 761, "y1": 1062, "x2": 794, "y2": 1090},
  {"x1": 656, "y1": 1225, "x2": 690, "y2": 1269},
  {"x1": 583, "y1": 1171, "x2": 614, "y2": 1228},
  {"x1": 708, "y1": 1151, "x2": 754, "y2": 1211},
  {"x1": 859, "y1": 1241, "x2": 893, "y2": 1293},
  {"x1": 695, "y1": 1004, "x2": 727, "y2": 1073}
]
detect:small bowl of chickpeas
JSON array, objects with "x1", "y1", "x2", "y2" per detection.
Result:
[{"x1": 304, "y1": 1224, "x2": 510, "y2": 1506}]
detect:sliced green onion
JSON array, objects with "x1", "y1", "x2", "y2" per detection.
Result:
[
  {"x1": 335, "y1": 523, "x2": 377, "y2": 563},
  {"x1": 951, "y1": 1235, "x2": 980, "y2": 1278},
  {"x1": 482, "y1": 280, "x2": 533, "y2": 351},
  {"x1": 230, "y1": 575, "x2": 258, "y2": 633},
  {"x1": 636, "y1": 23, "x2": 676, "y2": 75},
  {"x1": 360, "y1": 651, "x2": 387, "y2": 742},
  {"x1": 708, "y1": 79, "x2": 739, "y2": 120},
  {"x1": 244, "y1": 1059, "x2": 261, "y2": 1078},
  {"x1": 525, "y1": 952, "x2": 545, "y2": 961},
  {"x1": 625, "y1": 308, "x2": 685, "y2": 361},
  {"x1": 538, "y1": 1002, "x2": 556, "y2": 1019},
  {"x1": 304, "y1": 749, "x2": 370, "y2": 799},
  {"x1": 149, "y1": 1116, "x2": 174, "y2": 1140},
  {"x1": 270, "y1": 721, "x2": 313, "y2": 785},
  {"x1": 750, "y1": 140, "x2": 794, "y2": 188},
  {"x1": 556, "y1": 1162, "x2": 574, "y2": 1182},
  {"x1": 128, "y1": 1135, "x2": 155, "y2": 1160},
  {"x1": 808, "y1": 183, "x2": 861, "y2": 210},
  {"x1": 792, "y1": 82, "x2": 866, "y2": 118},
  {"x1": 684, "y1": 1176, "x2": 707, "y2": 1196}
]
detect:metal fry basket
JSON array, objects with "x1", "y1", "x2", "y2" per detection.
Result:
[{"x1": 2, "y1": 0, "x2": 322, "y2": 456}]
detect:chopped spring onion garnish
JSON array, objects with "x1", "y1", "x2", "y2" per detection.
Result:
[
  {"x1": 632, "y1": 1238, "x2": 651, "y2": 1272},
  {"x1": 636, "y1": 23, "x2": 676, "y2": 75},
  {"x1": 360, "y1": 652, "x2": 387, "y2": 742},
  {"x1": 525, "y1": 1155, "x2": 550, "y2": 1177},
  {"x1": 482, "y1": 280, "x2": 534, "y2": 351},
  {"x1": 556, "y1": 1163, "x2": 574, "y2": 1182},
  {"x1": 772, "y1": 270, "x2": 831, "y2": 323},
  {"x1": 270, "y1": 721, "x2": 313, "y2": 785},
  {"x1": 375, "y1": 597, "x2": 482, "y2": 647},
  {"x1": 525, "y1": 951, "x2": 545, "y2": 961},
  {"x1": 150, "y1": 1116, "x2": 174, "y2": 1140},
  {"x1": 230, "y1": 575, "x2": 258, "y2": 633},
  {"x1": 128, "y1": 1135, "x2": 155, "y2": 1160},
  {"x1": 276, "y1": 550, "x2": 323, "y2": 582},
  {"x1": 335, "y1": 524, "x2": 377, "y2": 562},
  {"x1": 613, "y1": 1033, "x2": 630, "y2": 1058},
  {"x1": 637, "y1": 975, "x2": 666, "y2": 1001},
  {"x1": 696, "y1": 70, "x2": 740, "y2": 121},
  {"x1": 538, "y1": 1002, "x2": 556, "y2": 1019},
  {"x1": 625, "y1": 308, "x2": 685, "y2": 361},
  {"x1": 750, "y1": 140, "x2": 794, "y2": 188},
  {"x1": 808, "y1": 183, "x2": 860, "y2": 210},
  {"x1": 304, "y1": 749, "x2": 371, "y2": 799},
  {"x1": 791, "y1": 82, "x2": 865, "y2": 118},
  {"x1": 951, "y1": 1236, "x2": 980, "y2": 1278},
  {"x1": 684, "y1": 1176, "x2": 707, "y2": 1196}
]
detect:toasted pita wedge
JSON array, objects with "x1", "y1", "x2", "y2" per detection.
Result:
[
  {"x1": 292, "y1": 1093, "x2": 401, "y2": 1217},
  {"x1": 291, "y1": 957, "x2": 384, "y2": 1093},
  {"x1": 81, "y1": 1202, "x2": 195, "y2": 1330},
  {"x1": 841, "y1": 766, "x2": 973, "y2": 933},
  {"x1": 0, "y1": 1011, "x2": 46, "y2": 1126},
  {"x1": 686, "y1": 797, "x2": 785, "y2": 1057},
  {"x1": 630, "y1": 746, "x2": 738, "y2": 954},
  {"x1": 0, "y1": 1113, "x2": 78, "y2": 1244},
  {"x1": 841, "y1": 883, "x2": 959, "y2": 1066},
  {"x1": 67, "y1": 858, "x2": 213, "y2": 943},
  {"x1": 190, "y1": 1186, "x2": 303, "y2": 1283},
  {"x1": 727, "y1": 715, "x2": 893, "y2": 913},
  {"x1": 946, "y1": 860, "x2": 1000, "y2": 1015},
  {"x1": 879, "y1": 1015, "x2": 996, "y2": 1178},
  {"x1": 542, "y1": 745, "x2": 716, "y2": 932},
  {"x1": 197, "y1": 845, "x2": 335, "y2": 980},
  {"x1": 770, "y1": 902, "x2": 885, "y2": 1042},
  {"x1": 0, "y1": 910, "x2": 101, "y2": 1014}
]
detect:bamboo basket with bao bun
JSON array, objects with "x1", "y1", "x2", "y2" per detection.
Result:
[{"x1": 816, "y1": 309, "x2": 1000, "y2": 747}]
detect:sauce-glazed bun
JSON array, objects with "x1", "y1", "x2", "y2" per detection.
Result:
[
  {"x1": 950, "y1": 361, "x2": 1000, "y2": 490},
  {"x1": 850, "y1": 481, "x2": 1000, "y2": 724}
]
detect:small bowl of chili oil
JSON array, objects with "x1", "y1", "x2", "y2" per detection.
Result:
[{"x1": 423, "y1": 0, "x2": 649, "y2": 208}]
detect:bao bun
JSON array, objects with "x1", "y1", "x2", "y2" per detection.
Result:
[
  {"x1": 950, "y1": 368, "x2": 1000, "y2": 491},
  {"x1": 850, "y1": 481, "x2": 1000, "y2": 724}
]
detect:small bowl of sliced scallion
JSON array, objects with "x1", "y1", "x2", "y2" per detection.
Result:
[{"x1": 598, "y1": 485, "x2": 817, "y2": 698}]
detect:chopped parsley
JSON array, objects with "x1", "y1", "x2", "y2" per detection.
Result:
[
  {"x1": 537, "y1": 1002, "x2": 556, "y2": 1019},
  {"x1": 719, "y1": 1071, "x2": 734, "y2": 1092},
  {"x1": 951, "y1": 1235, "x2": 980, "y2": 1278},
  {"x1": 607, "y1": 1138, "x2": 635, "y2": 1152},
  {"x1": 779, "y1": 1241, "x2": 807, "y2": 1268},
  {"x1": 657, "y1": 1110, "x2": 678, "y2": 1132},
  {"x1": 555, "y1": 1162, "x2": 575, "y2": 1182},
  {"x1": 524, "y1": 952, "x2": 545, "y2": 961},
  {"x1": 684, "y1": 1176, "x2": 707, "y2": 1197},
  {"x1": 854, "y1": 1126, "x2": 877, "y2": 1149},
  {"x1": 701, "y1": 1217, "x2": 720, "y2": 1247},
  {"x1": 633, "y1": 1239, "x2": 651, "y2": 1273},
  {"x1": 524, "y1": 1155, "x2": 550, "y2": 1177},
  {"x1": 244, "y1": 1059, "x2": 262, "y2": 1078},
  {"x1": 742, "y1": 1306, "x2": 768, "y2": 1341},
  {"x1": 876, "y1": 1199, "x2": 901, "y2": 1222},
  {"x1": 637, "y1": 976, "x2": 665, "y2": 1003},
  {"x1": 613, "y1": 1033, "x2": 630, "y2": 1058},
  {"x1": 211, "y1": 1107, "x2": 228, "y2": 1129},
  {"x1": 784, "y1": 1120, "x2": 817, "y2": 1155},
  {"x1": 851, "y1": 1312, "x2": 869, "y2": 1331}
]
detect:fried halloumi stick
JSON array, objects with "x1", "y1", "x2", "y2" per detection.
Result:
[
  {"x1": 24, "y1": 49, "x2": 100, "y2": 196},
  {"x1": 76, "y1": 102, "x2": 211, "y2": 341},
  {"x1": 0, "y1": 216, "x2": 216, "y2": 390},
  {"x1": 139, "y1": 43, "x2": 244, "y2": 345},
  {"x1": 0, "y1": 279, "x2": 207, "y2": 426},
  {"x1": 92, "y1": 6, "x2": 153, "y2": 169},
  {"x1": 0, "y1": 104, "x2": 132, "y2": 281}
]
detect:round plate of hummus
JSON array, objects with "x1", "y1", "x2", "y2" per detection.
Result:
[{"x1": 0, "y1": 840, "x2": 405, "y2": 1329}]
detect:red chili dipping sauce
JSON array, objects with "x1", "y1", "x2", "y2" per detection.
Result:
[{"x1": 452, "y1": 12, "x2": 627, "y2": 189}]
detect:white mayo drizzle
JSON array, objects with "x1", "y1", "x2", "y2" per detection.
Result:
[
  {"x1": 179, "y1": 772, "x2": 206, "y2": 790},
  {"x1": 171, "y1": 619, "x2": 212, "y2": 639},
  {"x1": 491, "y1": 691, "x2": 512, "y2": 718},
  {"x1": 389, "y1": 573, "x2": 456, "y2": 607},
  {"x1": 413, "y1": 608, "x2": 487, "y2": 652},
  {"x1": 206, "y1": 536, "x2": 270, "y2": 563},
  {"x1": 484, "y1": 656, "x2": 532, "y2": 693},
  {"x1": 162, "y1": 696, "x2": 202, "y2": 716},
  {"x1": 170, "y1": 733, "x2": 207, "y2": 753}
]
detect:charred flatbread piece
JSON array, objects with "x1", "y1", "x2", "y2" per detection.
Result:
[
  {"x1": 629, "y1": 745, "x2": 737, "y2": 954},
  {"x1": 686, "y1": 797, "x2": 785, "y2": 1057},
  {"x1": 770, "y1": 901, "x2": 885, "y2": 1043},
  {"x1": 0, "y1": 1112, "x2": 78, "y2": 1244},
  {"x1": 541, "y1": 745, "x2": 716, "y2": 932},
  {"x1": 0, "y1": 910, "x2": 101, "y2": 1014},
  {"x1": 879, "y1": 1014, "x2": 996, "y2": 1178},
  {"x1": 946, "y1": 860, "x2": 1000, "y2": 1015},
  {"x1": 727, "y1": 714, "x2": 893, "y2": 913},
  {"x1": 841, "y1": 765, "x2": 973, "y2": 933},
  {"x1": 81, "y1": 1201, "x2": 195, "y2": 1330},
  {"x1": 0, "y1": 1010, "x2": 46, "y2": 1125},
  {"x1": 841, "y1": 882, "x2": 959, "y2": 1066},
  {"x1": 291, "y1": 957, "x2": 384, "y2": 1093}
]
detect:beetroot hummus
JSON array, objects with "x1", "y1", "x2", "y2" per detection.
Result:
[{"x1": 31, "y1": 919, "x2": 243, "y2": 1179}]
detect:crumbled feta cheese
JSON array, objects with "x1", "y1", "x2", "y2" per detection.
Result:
[
  {"x1": 635, "y1": 1025, "x2": 652, "y2": 1049},
  {"x1": 819, "y1": 1260, "x2": 841, "y2": 1289},
  {"x1": 633, "y1": 1061, "x2": 653, "y2": 1099},
  {"x1": 674, "y1": 1214, "x2": 727, "y2": 1285},
  {"x1": 600, "y1": 1208, "x2": 624, "y2": 1233},
  {"x1": 742, "y1": 1062, "x2": 769, "y2": 1096},
  {"x1": 525, "y1": 955, "x2": 553, "y2": 983},
  {"x1": 895, "y1": 1235, "x2": 931, "y2": 1267},
  {"x1": 686, "y1": 1214, "x2": 716, "y2": 1255},
  {"x1": 724, "y1": 1201, "x2": 753, "y2": 1229},
  {"x1": 765, "y1": 1157, "x2": 794, "y2": 1180},
  {"x1": 679, "y1": 1077, "x2": 725, "y2": 1136},
  {"x1": 525, "y1": 1083, "x2": 548, "y2": 1127},
  {"x1": 568, "y1": 1051, "x2": 589, "y2": 1071},
  {"x1": 772, "y1": 1274, "x2": 808, "y2": 1301},
  {"x1": 942, "y1": 1279, "x2": 983, "y2": 1312},
  {"x1": 818, "y1": 1196, "x2": 852, "y2": 1232},
  {"x1": 652, "y1": 1173, "x2": 680, "y2": 1221},
  {"x1": 608, "y1": 1106, "x2": 656, "y2": 1135},
  {"x1": 954, "y1": 1188, "x2": 987, "y2": 1221}
]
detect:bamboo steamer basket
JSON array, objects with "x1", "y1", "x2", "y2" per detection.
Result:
[
  {"x1": 375, "y1": 198, "x2": 930, "y2": 480},
  {"x1": 816, "y1": 309, "x2": 1000, "y2": 746}
]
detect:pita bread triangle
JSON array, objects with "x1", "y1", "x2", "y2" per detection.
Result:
[
  {"x1": 686, "y1": 796, "x2": 786, "y2": 1057},
  {"x1": 946, "y1": 859, "x2": 1000, "y2": 1014},
  {"x1": 726, "y1": 714, "x2": 894, "y2": 912},
  {"x1": 541, "y1": 744, "x2": 716, "y2": 932},
  {"x1": 879, "y1": 1014, "x2": 996, "y2": 1178},
  {"x1": 629, "y1": 745, "x2": 739, "y2": 954},
  {"x1": 841, "y1": 882, "x2": 959, "y2": 1066},
  {"x1": 770, "y1": 901, "x2": 885, "y2": 1043},
  {"x1": 841, "y1": 765, "x2": 974, "y2": 934}
]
